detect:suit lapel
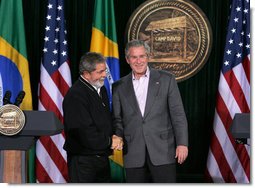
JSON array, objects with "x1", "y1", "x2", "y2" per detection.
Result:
[
  {"x1": 122, "y1": 73, "x2": 141, "y2": 115},
  {"x1": 144, "y1": 69, "x2": 160, "y2": 119}
]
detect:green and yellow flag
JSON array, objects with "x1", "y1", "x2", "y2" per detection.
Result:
[
  {"x1": 0, "y1": 0, "x2": 34, "y2": 182},
  {"x1": 90, "y1": 0, "x2": 124, "y2": 183}
]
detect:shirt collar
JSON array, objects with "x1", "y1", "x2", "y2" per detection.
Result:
[
  {"x1": 80, "y1": 75, "x2": 100, "y2": 94},
  {"x1": 132, "y1": 66, "x2": 150, "y2": 80}
]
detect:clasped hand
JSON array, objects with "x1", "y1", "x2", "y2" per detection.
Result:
[{"x1": 111, "y1": 135, "x2": 123, "y2": 150}]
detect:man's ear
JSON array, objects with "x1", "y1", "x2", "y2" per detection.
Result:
[
  {"x1": 125, "y1": 57, "x2": 130, "y2": 64},
  {"x1": 82, "y1": 71, "x2": 90, "y2": 80}
]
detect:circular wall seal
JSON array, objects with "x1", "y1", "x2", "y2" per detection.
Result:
[
  {"x1": 125, "y1": 0, "x2": 213, "y2": 82},
  {"x1": 0, "y1": 104, "x2": 25, "y2": 136}
]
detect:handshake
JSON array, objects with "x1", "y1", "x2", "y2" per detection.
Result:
[{"x1": 111, "y1": 135, "x2": 123, "y2": 150}]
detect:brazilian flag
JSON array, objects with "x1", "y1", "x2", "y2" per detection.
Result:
[
  {"x1": 90, "y1": 0, "x2": 125, "y2": 183},
  {"x1": 0, "y1": 0, "x2": 34, "y2": 182}
]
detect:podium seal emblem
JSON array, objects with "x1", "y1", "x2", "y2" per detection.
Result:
[
  {"x1": 0, "y1": 104, "x2": 25, "y2": 136},
  {"x1": 125, "y1": 0, "x2": 213, "y2": 82}
]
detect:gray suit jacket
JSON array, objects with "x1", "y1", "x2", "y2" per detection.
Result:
[{"x1": 112, "y1": 68, "x2": 188, "y2": 168}]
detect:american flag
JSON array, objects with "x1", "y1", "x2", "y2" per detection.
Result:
[
  {"x1": 36, "y1": 0, "x2": 71, "y2": 183},
  {"x1": 206, "y1": 0, "x2": 250, "y2": 183}
]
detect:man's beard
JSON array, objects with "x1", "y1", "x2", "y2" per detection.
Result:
[{"x1": 91, "y1": 78, "x2": 105, "y2": 89}]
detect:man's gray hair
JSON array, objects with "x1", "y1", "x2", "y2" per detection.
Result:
[
  {"x1": 125, "y1": 40, "x2": 150, "y2": 58},
  {"x1": 79, "y1": 52, "x2": 105, "y2": 75}
]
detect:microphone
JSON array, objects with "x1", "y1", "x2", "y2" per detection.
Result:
[
  {"x1": 3, "y1": 90, "x2": 12, "y2": 105},
  {"x1": 14, "y1": 91, "x2": 26, "y2": 106}
]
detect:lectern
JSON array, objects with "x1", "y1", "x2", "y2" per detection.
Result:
[
  {"x1": 0, "y1": 110, "x2": 64, "y2": 183},
  {"x1": 230, "y1": 113, "x2": 250, "y2": 144}
]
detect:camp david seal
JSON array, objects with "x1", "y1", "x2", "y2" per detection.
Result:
[
  {"x1": 125, "y1": 0, "x2": 213, "y2": 82},
  {"x1": 0, "y1": 104, "x2": 25, "y2": 136}
]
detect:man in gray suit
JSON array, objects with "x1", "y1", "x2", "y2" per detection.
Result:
[{"x1": 112, "y1": 40, "x2": 188, "y2": 183}]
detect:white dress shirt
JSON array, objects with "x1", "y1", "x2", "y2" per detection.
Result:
[{"x1": 132, "y1": 67, "x2": 150, "y2": 116}]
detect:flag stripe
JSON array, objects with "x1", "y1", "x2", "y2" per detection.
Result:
[
  {"x1": 218, "y1": 73, "x2": 241, "y2": 116},
  {"x1": 210, "y1": 126, "x2": 236, "y2": 182},
  {"x1": 58, "y1": 61, "x2": 72, "y2": 87},
  {"x1": 206, "y1": 149, "x2": 224, "y2": 183},
  {"x1": 36, "y1": 141, "x2": 66, "y2": 182},
  {"x1": 213, "y1": 102, "x2": 240, "y2": 182},
  {"x1": 35, "y1": 158, "x2": 53, "y2": 183},
  {"x1": 242, "y1": 56, "x2": 250, "y2": 83},
  {"x1": 50, "y1": 134, "x2": 67, "y2": 159},
  {"x1": 232, "y1": 63, "x2": 250, "y2": 108},
  {"x1": 224, "y1": 71, "x2": 249, "y2": 112},
  {"x1": 216, "y1": 90, "x2": 250, "y2": 181},
  {"x1": 39, "y1": 83, "x2": 62, "y2": 119},
  {"x1": 214, "y1": 108, "x2": 249, "y2": 182},
  {"x1": 51, "y1": 70, "x2": 70, "y2": 97},
  {"x1": 39, "y1": 136, "x2": 67, "y2": 174},
  {"x1": 40, "y1": 65, "x2": 64, "y2": 114}
]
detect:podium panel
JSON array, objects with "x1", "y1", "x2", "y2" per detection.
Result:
[
  {"x1": 0, "y1": 137, "x2": 35, "y2": 150},
  {"x1": 0, "y1": 150, "x2": 25, "y2": 183},
  {"x1": 230, "y1": 113, "x2": 250, "y2": 139}
]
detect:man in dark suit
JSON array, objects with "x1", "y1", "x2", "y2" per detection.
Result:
[
  {"x1": 63, "y1": 52, "x2": 122, "y2": 183},
  {"x1": 112, "y1": 40, "x2": 188, "y2": 183}
]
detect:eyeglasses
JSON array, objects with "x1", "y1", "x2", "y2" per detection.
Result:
[{"x1": 128, "y1": 54, "x2": 148, "y2": 61}]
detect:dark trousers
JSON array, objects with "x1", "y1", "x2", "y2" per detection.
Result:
[
  {"x1": 67, "y1": 155, "x2": 111, "y2": 183},
  {"x1": 125, "y1": 152, "x2": 176, "y2": 183}
]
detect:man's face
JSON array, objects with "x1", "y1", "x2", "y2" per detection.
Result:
[
  {"x1": 85, "y1": 63, "x2": 107, "y2": 88},
  {"x1": 126, "y1": 46, "x2": 148, "y2": 78}
]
